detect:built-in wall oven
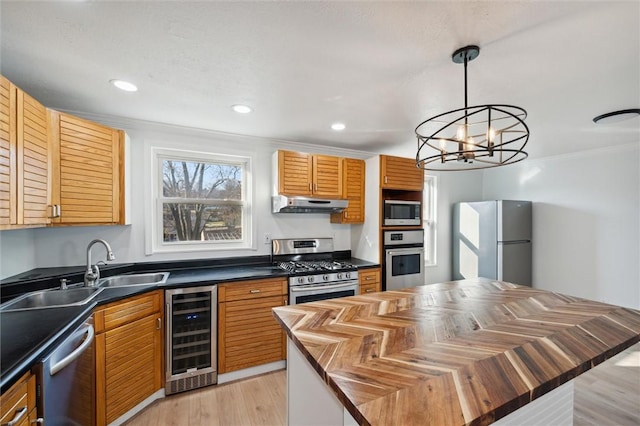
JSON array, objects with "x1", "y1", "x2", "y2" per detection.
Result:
[
  {"x1": 384, "y1": 229, "x2": 425, "y2": 290},
  {"x1": 272, "y1": 238, "x2": 359, "y2": 305},
  {"x1": 165, "y1": 285, "x2": 217, "y2": 395}
]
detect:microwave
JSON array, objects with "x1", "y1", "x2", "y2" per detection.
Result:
[{"x1": 383, "y1": 200, "x2": 421, "y2": 226}]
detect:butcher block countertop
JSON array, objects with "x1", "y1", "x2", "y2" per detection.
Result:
[{"x1": 272, "y1": 279, "x2": 640, "y2": 426}]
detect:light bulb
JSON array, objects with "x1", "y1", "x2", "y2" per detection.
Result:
[
  {"x1": 465, "y1": 136, "x2": 475, "y2": 151},
  {"x1": 487, "y1": 127, "x2": 496, "y2": 143},
  {"x1": 438, "y1": 139, "x2": 447, "y2": 152},
  {"x1": 456, "y1": 125, "x2": 466, "y2": 141}
]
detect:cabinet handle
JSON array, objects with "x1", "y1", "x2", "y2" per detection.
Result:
[
  {"x1": 283, "y1": 297, "x2": 288, "y2": 305},
  {"x1": 309, "y1": 182, "x2": 312, "y2": 191},
  {"x1": 31, "y1": 419, "x2": 44, "y2": 425},
  {"x1": 156, "y1": 317, "x2": 162, "y2": 330},
  {"x1": 365, "y1": 289, "x2": 374, "y2": 293},
  {"x1": 384, "y1": 176, "x2": 388, "y2": 184},
  {"x1": 344, "y1": 211, "x2": 348, "y2": 218},
  {"x1": 314, "y1": 183, "x2": 318, "y2": 192},
  {"x1": 3, "y1": 406, "x2": 27, "y2": 426},
  {"x1": 365, "y1": 276, "x2": 373, "y2": 281},
  {"x1": 249, "y1": 289, "x2": 261, "y2": 294},
  {"x1": 49, "y1": 204, "x2": 61, "y2": 218}
]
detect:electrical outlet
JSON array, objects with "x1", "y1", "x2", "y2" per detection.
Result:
[{"x1": 264, "y1": 233, "x2": 271, "y2": 245}]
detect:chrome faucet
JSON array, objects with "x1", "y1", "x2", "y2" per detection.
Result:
[{"x1": 84, "y1": 239, "x2": 115, "y2": 287}]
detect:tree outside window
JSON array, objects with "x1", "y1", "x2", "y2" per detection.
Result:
[{"x1": 161, "y1": 158, "x2": 244, "y2": 243}]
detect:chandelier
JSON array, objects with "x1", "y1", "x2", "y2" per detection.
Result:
[{"x1": 415, "y1": 45, "x2": 529, "y2": 171}]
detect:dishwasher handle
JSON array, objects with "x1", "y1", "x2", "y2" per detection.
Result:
[{"x1": 50, "y1": 324, "x2": 95, "y2": 376}]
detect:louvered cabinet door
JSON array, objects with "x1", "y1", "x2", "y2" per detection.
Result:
[
  {"x1": 0, "y1": 76, "x2": 16, "y2": 226},
  {"x1": 331, "y1": 158, "x2": 364, "y2": 224},
  {"x1": 312, "y1": 154, "x2": 342, "y2": 198},
  {"x1": 50, "y1": 111, "x2": 122, "y2": 225},
  {"x1": 380, "y1": 155, "x2": 424, "y2": 190},
  {"x1": 16, "y1": 88, "x2": 51, "y2": 225},
  {"x1": 278, "y1": 150, "x2": 313, "y2": 196}
]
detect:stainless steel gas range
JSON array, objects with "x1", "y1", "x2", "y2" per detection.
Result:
[{"x1": 272, "y1": 238, "x2": 359, "y2": 305}]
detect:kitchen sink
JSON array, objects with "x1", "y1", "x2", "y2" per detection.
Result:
[
  {"x1": 0, "y1": 287, "x2": 104, "y2": 311},
  {"x1": 97, "y1": 272, "x2": 169, "y2": 288}
]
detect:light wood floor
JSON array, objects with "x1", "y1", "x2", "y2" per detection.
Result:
[{"x1": 126, "y1": 342, "x2": 639, "y2": 426}]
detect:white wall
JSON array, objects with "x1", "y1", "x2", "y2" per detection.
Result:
[
  {"x1": 482, "y1": 143, "x2": 640, "y2": 309},
  {"x1": 0, "y1": 228, "x2": 36, "y2": 278},
  {"x1": 0, "y1": 117, "x2": 371, "y2": 279}
]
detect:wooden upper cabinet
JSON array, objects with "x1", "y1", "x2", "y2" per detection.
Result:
[
  {"x1": 278, "y1": 150, "x2": 313, "y2": 196},
  {"x1": 0, "y1": 76, "x2": 16, "y2": 227},
  {"x1": 331, "y1": 158, "x2": 365, "y2": 224},
  {"x1": 380, "y1": 155, "x2": 424, "y2": 190},
  {"x1": 312, "y1": 154, "x2": 342, "y2": 198},
  {"x1": 0, "y1": 75, "x2": 52, "y2": 229},
  {"x1": 49, "y1": 111, "x2": 124, "y2": 225},
  {"x1": 277, "y1": 150, "x2": 343, "y2": 199}
]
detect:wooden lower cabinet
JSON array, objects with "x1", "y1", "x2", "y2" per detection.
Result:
[
  {"x1": 94, "y1": 291, "x2": 163, "y2": 426},
  {"x1": 218, "y1": 278, "x2": 288, "y2": 373},
  {"x1": 0, "y1": 371, "x2": 37, "y2": 426},
  {"x1": 359, "y1": 267, "x2": 381, "y2": 294}
]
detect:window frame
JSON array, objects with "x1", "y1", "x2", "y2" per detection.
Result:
[
  {"x1": 147, "y1": 146, "x2": 254, "y2": 254},
  {"x1": 423, "y1": 175, "x2": 438, "y2": 267}
]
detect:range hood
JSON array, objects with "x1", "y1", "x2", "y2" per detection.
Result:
[{"x1": 272, "y1": 195, "x2": 348, "y2": 214}]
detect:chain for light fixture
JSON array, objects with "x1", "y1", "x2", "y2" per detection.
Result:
[{"x1": 415, "y1": 45, "x2": 529, "y2": 171}]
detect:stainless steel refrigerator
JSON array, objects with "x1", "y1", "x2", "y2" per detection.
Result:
[{"x1": 452, "y1": 200, "x2": 532, "y2": 286}]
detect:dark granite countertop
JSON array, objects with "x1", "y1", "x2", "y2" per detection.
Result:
[
  {"x1": 0, "y1": 255, "x2": 380, "y2": 392},
  {"x1": 0, "y1": 304, "x2": 95, "y2": 393}
]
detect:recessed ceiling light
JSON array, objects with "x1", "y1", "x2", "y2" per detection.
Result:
[
  {"x1": 110, "y1": 79, "x2": 138, "y2": 92},
  {"x1": 331, "y1": 123, "x2": 346, "y2": 131},
  {"x1": 232, "y1": 104, "x2": 252, "y2": 114},
  {"x1": 593, "y1": 109, "x2": 640, "y2": 124}
]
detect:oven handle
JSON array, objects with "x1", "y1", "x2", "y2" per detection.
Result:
[
  {"x1": 290, "y1": 281, "x2": 358, "y2": 292},
  {"x1": 385, "y1": 248, "x2": 424, "y2": 256}
]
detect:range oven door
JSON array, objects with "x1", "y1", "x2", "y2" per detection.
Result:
[
  {"x1": 385, "y1": 247, "x2": 425, "y2": 290},
  {"x1": 290, "y1": 281, "x2": 359, "y2": 305}
]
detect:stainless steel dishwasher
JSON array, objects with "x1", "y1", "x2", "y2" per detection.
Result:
[{"x1": 34, "y1": 315, "x2": 95, "y2": 426}]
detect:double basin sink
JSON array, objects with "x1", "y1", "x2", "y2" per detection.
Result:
[{"x1": 0, "y1": 272, "x2": 169, "y2": 312}]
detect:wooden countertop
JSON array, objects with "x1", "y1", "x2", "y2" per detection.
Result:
[{"x1": 272, "y1": 279, "x2": 640, "y2": 426}]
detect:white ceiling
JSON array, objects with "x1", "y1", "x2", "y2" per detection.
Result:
[{"x1": 1, "y1": 1, "x2": 638, "y2": 159}]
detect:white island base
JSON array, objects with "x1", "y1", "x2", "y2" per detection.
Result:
[{"x1": 287, "y1": 339, "x2": 574, "y2": 426}]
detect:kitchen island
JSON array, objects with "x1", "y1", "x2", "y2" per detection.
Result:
[{"x1": 272, "y1": 278, "x2": 640, "y2": 425}]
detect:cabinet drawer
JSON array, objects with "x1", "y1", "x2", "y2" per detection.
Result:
[
  {"x1": 94, "y1": 290, "x2": 162, "y2": 333},
  {"x1": 360, "y1": 282, "x2": 380, "y2": 294},
  {"x1": 218, "y1": 278, "x2": 287, "y2": 302},
  {"x1": 0, "y1": 371, "x2": 35, "y2": 426},
  {"x1": 359, "y1": 268, "x2": 381, "y2": 285}
]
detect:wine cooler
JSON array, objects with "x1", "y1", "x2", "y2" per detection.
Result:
[{"x1": 165, "y1": 285, "x2": 217, "y2": 395}]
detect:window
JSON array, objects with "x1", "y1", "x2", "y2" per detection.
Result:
[
  {"x1": 423, "y1": 175, "x2": 437, "y2": 266},
  {"x1": 149, "y1": 147, "x2": 253, "y2": 253}
]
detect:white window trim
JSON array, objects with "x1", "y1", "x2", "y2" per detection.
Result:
[
  {"x1": 146, "y1": 146, "x2": 255, "y2": 255},
  {"x1": 424, "y1": 175, "x2": 437, "y2": 267}
]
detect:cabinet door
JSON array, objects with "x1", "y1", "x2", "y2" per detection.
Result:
[
  {"x1": 0, "y1": 76, "x2": 16, "y2": 226},
  {"x1": 17, "y1": 88, "x2": 51, "y2": 226},
  {"x1": 278, "y1": 150, "x2": 313, "y2": 196},
  {"x1": 380, "y1": 155, "x2": 423, "y2": 190},
  {"x1": 50, "y1": 111, "x2": 123, "y2": 225},
  {"x1": 219, "y1": 294, "x2": 287, "y2": 373},
  {"x1": 331, "y1": 158, "x2": 364, "y2": 224},
  {"x1": 312, "y1": 154, "x2": 342, "y2": 198},
  {"x1": 98, "y1": 313, "x2": 162, "y2": 425}
]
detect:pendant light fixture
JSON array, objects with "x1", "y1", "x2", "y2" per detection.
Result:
[{"x1": 415, "y1": 45, "x2": 529, "y2": 171}]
